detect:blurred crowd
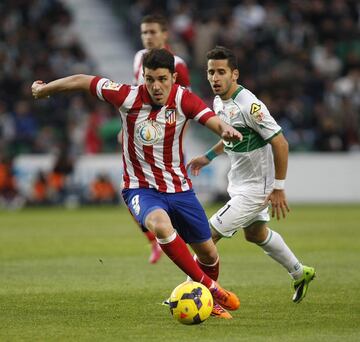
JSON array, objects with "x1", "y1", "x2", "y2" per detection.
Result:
[
  {"x1": 0, "y1": 0, "x2": 121, "y2": 160},
  {"x1": 0, "y1": 0, "x2": 120, "y2": 207},
  {"x1": 125, "y1": 0, "x2": 360, "y2": 152},
  {"x1": 1, "y1": 0, "x2": 360, "y2": 207},
  {"x1": 0, "y1": 151, "x2": 118, "y2": 209}
]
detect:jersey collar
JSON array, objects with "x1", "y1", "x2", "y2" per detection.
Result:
[{"x1": 231, "y1": 85, "x2": 244, "y2": 100}]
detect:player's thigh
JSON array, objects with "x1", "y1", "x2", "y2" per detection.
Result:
[
  {"x1": 168, "y1": 190, "x2": 211, "y2": 244},
  {"x1": 209, "y1": 195, "x2": 269, "y2": 238},
  {"x1": 121, "y1": 188, "x2": 169, "y2": 229}
]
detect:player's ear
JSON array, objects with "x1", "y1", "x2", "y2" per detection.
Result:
[
  {"x1": 172, "y1": 72, "x2": 178, "y2": 83},
  {"x1": 232, "y1": 69, "x2": 239, "y2": 82}
]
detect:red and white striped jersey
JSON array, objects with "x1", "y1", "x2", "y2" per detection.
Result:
[
  {"x1": 133, "y1": 48, "x2": 190, "y2": 88},
  {"x1": 90, "y1": 76, "x2": 215, "y2": 193}
]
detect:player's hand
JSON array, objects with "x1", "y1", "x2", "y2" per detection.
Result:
[
  {"x1": 31, "y1": 80, "x2": 49, "y2": 99},
  {"x1": 264, "y1": 189, "x2": 290, "y2": 220},
  {"x1": 186, "y1": 156, "x2": 210, "y2": 176},
  {"x1": 221, "y1": 126, "x2": 243, "y2": 142}
]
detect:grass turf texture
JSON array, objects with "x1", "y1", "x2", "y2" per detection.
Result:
[{"x1": 0, "y1": 205, "x2": 359, "y2": 341}]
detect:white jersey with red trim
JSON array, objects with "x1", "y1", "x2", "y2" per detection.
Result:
[
  {"x1": 133, "y1": 49, "x2": 190, "y2": 88},
  {"x1": 90, "y1": 77, "x2": 214, "y2": 193}
]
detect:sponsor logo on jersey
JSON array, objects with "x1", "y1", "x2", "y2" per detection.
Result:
[
  {"x1": 103, "y1": 80, "x2": 121, "y2": 91},
  {"x1": 250, "y1": 103, "x2": 261, "y2": 114},
  {"x1": 165, "y1": 108, "x2": 176, "y2": 125},
  {"x1": 135, "y1": 120, "x2": 163, "y2": 146},
  {"x1": 250, "y1": 103, "x2": 264, "y2": 123}
]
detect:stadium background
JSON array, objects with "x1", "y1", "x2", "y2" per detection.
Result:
[
  {"x1": 0, "y1": 0, "x2": 359, "y2": 207},
  {"x1": 1, "y1": 1, "x2": 360, "y2": 341}
]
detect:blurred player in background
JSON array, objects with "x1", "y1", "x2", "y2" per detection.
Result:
[
  {"x1": 187, "y1": 46, "x2": 315, "y2": 303},
  {"x1": 133, "y1": 14, "x2": 190, "y2": 88},
  {"x1": 132, "y1": 14, "x2": 191, "y2": 264},
  {"x1": 31, "y1": 48, "x2": 241, "y2": 318}
]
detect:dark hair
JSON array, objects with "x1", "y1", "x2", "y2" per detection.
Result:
[
  {"x1": 206, "y1": 46, "x2": 238, "y2": 70},
  {"x1": 141, "y1": 14, "x2": 168, "y2": 31},
  {"x1": 142, "y1": 48, "x2": 175, "y2": 73}
]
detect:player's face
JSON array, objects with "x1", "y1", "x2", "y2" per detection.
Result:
[
  {"x1": 207, "y1": 59, "x2": 239, "y2": 100},
  {"x1": 144, "y1": 68, "x2": 176, "y2": 105},
  {"x1": 141, "y1": 23, "x2": 168, "y2": 49}
]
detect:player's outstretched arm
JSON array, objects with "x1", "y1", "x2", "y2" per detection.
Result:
[
  {"x1": 205, "y1": 116, "x2": 242, "y2": 142},
  {"x1": 186, "y1": 140, "x2": 224, "y2": 176},
  {"x1": 264, "y1": 133, "x2": 290, "y2": 220},
  {"x1": 31, "y1": 74, "x2": 95, "y2": 99}
]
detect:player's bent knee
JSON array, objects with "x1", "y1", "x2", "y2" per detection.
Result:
[
  {"x1": 244, "y1": 222, "x2": 268, "y2": 243},
  {"x1": 191, "y1": 241, "x2": 218, "y2": 264},
  {"x1": 197, "y1": 252, "x2": 218, "y2": 265},
  {"x1": 145, "y1": 209, "x2": 173, "y2": 238},
  {"x1": 244, "y1": 230, "x2": 267, "y2": 243},
  {"x1": 244, "y1": 233, "x2": 258, "y2": 243}
]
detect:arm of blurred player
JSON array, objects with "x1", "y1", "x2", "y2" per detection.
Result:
[
  {"x1": 31, "y1": 74, "x2": 94, "y2": 99},
  {"x1": 264, "y1": 133, "x2": 290, "y2": 220}
]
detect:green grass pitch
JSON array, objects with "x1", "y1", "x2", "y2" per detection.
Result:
[{"x1": 1, "y1": 205, "x2": 359, "y2": 341}]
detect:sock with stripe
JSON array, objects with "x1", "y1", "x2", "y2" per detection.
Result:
[
  {"x1": 258, "y1": 228, "x2": 303, "y2": 280},
  {"x1": 157, "y1": 232, "x2": 213, "y2": 288},
  {"x1": 195, "y1": 255, "x2": 219, "y2": 281}
]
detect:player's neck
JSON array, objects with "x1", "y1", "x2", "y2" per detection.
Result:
[{"x1": 221, "y1": 85, "x2": 240, "y2": 101}]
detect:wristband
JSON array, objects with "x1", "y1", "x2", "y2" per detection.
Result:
[
  {"x1": 205, "y1": 149, "x2": 217, "y2": 161},
  {"x1": 274, "y1": 179, "x2": 285, "y2": 190}
]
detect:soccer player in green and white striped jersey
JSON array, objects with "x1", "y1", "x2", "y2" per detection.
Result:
[{"x1": 187, "y1": 46, "x2": 315, "y2": 305}]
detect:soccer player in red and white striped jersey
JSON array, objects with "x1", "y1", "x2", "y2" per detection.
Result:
[
  {"x1": 132, "y1": 15, "x2": 190, "y2": 262},
  {"x1": 31, "y1": 49, "x2": 242, "y2": 315}
]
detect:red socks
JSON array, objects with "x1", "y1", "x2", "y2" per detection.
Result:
[
  {"x1": 158, "y1": 234, "x2": 213, "y2": 288},
  {"x1": 144, "y1": 230, "x2": 156, "y2": 242}
]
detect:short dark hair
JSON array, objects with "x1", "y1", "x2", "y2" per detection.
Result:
[
  {"x1": 142, "y1": 48, "x2": 175, "y2": 73},
  {"x1": 141, "y1": 14, "x2": 168, "y2": 31},
  {"x1": 206, "y1": 46, "x2": 238, "y2": 70}
]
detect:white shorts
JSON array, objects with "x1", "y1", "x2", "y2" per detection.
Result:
[{"x1": 209, "y1": 193, "x2": 270, "y2": 238}]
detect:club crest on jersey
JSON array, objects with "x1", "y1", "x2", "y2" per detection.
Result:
[
  {"x1": 250, "y1": 103, "x2": 264, "y2": 123},
  {"x1": 103, "y1": 80, "x2": 121, "y2": 91},
  {"x1": 165, "y1": 108, "x2": 176, "y2": 125},
  {"x1": 135, "y1": 120, "x2": 163, "y2": 146}
]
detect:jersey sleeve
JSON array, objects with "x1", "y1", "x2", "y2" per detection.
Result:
[
  {"x1": 90, "y1": 76, "x2": 131, "y2": 108},
  {"x1": 238, "y1": 91, "x2": 282, "y2": 141},
  {"x1": 180, "y1": 89, "x2": 215, "y2": 124},
  {"x1": 133, "y1": 50, "x2": 143, "y2": 85},
  {"x1": 175, "y1": 62, "x2": 190, "y2": 88}
]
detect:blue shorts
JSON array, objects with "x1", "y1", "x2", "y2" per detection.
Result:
[{"x1": 121, "y1": 188, "x2": 211, "y2": 244}]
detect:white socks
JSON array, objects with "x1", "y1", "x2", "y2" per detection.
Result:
[{"x1": 258, "y1": 228, "x2": 303, "y2": 280}]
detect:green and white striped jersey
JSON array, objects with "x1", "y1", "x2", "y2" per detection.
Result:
[{"x1": 215, "y1": 86, "x2": 282, "y2": 198}]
